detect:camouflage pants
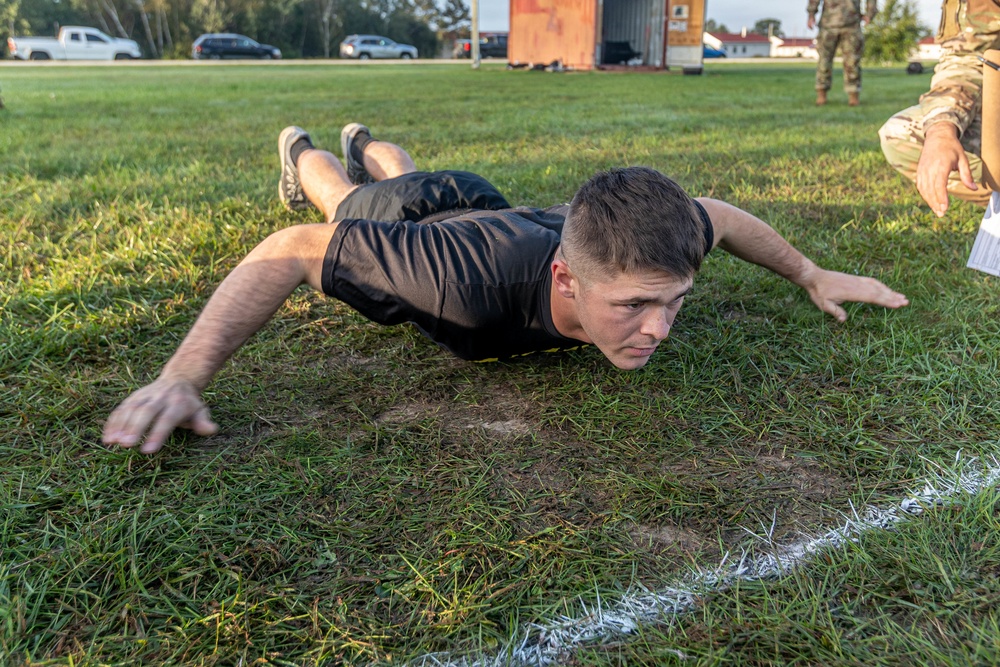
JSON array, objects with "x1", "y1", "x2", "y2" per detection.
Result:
[
  {"x1": 815, "y1": 26, "x2": 863, "y2": 93},
  {"x1": 879, "y1": 105, "x2": 992, "y2": 204}
]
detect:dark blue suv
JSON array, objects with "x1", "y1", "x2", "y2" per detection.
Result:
[{"x1": 192, "y1": 33, "x2": 281, "y2": 59}]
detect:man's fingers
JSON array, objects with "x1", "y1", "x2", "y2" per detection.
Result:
[
  {"x1": 103, "y1": 396, "x2": 160, "y2": 447},
  {"x1": 874, "y1": 287, "x2": 909, "y2": 309},
  {"x1": 185, "y1": 406, "x2": 219, "y2": 437},
  {"x1": 929, "y1": 173, "x2": 950, "y2": 217},
  {"x1": 823, "y1": 301, "x2": 848, "y2": 322},
  {"x1": 848, "y1": 276, "x2": 910, "y2": 308},
  {"x1": 102, "y1": 400, "x2": 138, "y2": 445},
  {"x1": 926, "y1": 185, "x2": 948, "y2": 217},
  {"x1": 916, "y1": 171, "x2": 944, "y2": 217},
  {"x1": 812, "y1": 274, "x2": 909, "y2": 322},
  {"x1": 138, "y1": 400, "x2": 204, "y2": 454},
  {"x1": 957, "y1": 154, "x2": 978, "y2": 190},
  {"x1": 102, "y1": 380, "x2": 217, "y2": 454},
  {"x1": 138, "y1": 418, "x2": 175, "y2": 454},
  {"x1": 102, "y1": 406, "x2": 129, "y2": 445},
  {"x1": 916, "y1": 148, "x2": 952, "y2": 217}
]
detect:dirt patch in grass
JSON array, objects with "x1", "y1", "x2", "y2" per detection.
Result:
[
  {"x1": 661, "y1": 444, "x2": 851, "y2": 543},
  {"x1": 370, "y1": 391, "x2": 618, "y2": 532},
  {"x1": 745, "y1": 453, "x2": 844, "y2": 502},
  {"x1": 376, "y1": 400, "x2": 533, "y2": 438},
  {"x1": 626, "y1": 522, "x2": 717, "y2": 560}
]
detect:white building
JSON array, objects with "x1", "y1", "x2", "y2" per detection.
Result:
[
  {"x1": 914, "y1": 35, "x2": 943, "y2": 61},
  {"x1": 770, "y1": 36, "x2": 818, "y2": 59},
  {"x1": 703, "y1": 30, "x2": 772, "y2": 58}
]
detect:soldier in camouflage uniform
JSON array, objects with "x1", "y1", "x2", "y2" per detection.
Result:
[
  {"x1": 879, "y1": 0, "x2": 1000, "y2": 216},
  {"x1": 808, "y1": 0, "x2": 877, "y2": 106}
]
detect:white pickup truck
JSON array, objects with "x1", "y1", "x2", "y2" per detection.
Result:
[{"x1": 7, "y1": 26, "x2": 142, "y2": 60}]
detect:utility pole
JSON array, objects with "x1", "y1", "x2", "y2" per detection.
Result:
[{"x1": 471, "y1": 0, "x2": 480, "y2": 69}]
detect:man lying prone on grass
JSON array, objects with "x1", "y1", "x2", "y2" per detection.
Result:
[{"x1": 102, "y1": 123, "x2": 909, "y2": 454}]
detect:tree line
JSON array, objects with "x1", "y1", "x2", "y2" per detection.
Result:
[{"x1": 3, "y1": 0, "x2": 470, "y2": 58}]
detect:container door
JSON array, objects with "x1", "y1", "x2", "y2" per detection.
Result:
[
  {"x1": 509, "y1": 0, "x2": 599, "y2": 70},
  {"x1": 665, "y1": 0, "x2": 705, "y2": 72},
  {"x1": 601, "y1": 0, "x2": 665, "y2": 67}
]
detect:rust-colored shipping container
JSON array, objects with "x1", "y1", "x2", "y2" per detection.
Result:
[{"x1": 509, "y1": 0, "x2": 706, "y2": 72}]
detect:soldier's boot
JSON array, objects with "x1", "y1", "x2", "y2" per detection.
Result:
[
  {"x1": 848, "y1": 92, "x2": 860, "y2": 107},
  {"x1": 816, "y1": 90, "x2": 828, "y2": 106}
]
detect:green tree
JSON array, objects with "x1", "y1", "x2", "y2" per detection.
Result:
[
  {"x1": 704, "y1": 18, "x2": 729, "y2": 34},
  {"x1": 16, "y1": 0, "x2": 92, "y2": 37},
  {"x1": 2, "y1": 0, "x2": 30, "y2": 48},
  {"x1": 190, "y1": 0, "x2": 226, "y2": 33},
  {"x1": 315, "y1": 0, "x2": 338, "y2": 58},
  {"x1": 752, "y1": 18, "x2": 783, "y2": 37},
  {"x1": 864, "y1": 0, "x2": 927, "y2": 63},
  {"x1": 436, "y1": 0, "x2": 467, "y2": 34}
]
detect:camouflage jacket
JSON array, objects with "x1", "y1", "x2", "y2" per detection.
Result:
[
  {"x1": 807, "y1": 0, "x2": 877, "y2": 29},
  {"x1": 921, "y1": 0, "x2": 1000, "y2": 133}
]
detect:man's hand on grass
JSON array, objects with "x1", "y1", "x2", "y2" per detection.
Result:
[
  {"x1": 102, "y1": 378, "x2": 218, "y2": 454},
  {"x1": 916, "y1": 122, "x2": 978, "y2": 217},
  {"x1": 802, "y1": 267, "x2": 910, "y2": 322}
]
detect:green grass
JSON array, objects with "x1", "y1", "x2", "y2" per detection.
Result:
[{"x1": 1, "y1": 60, "x2": 999, "y2": 665}]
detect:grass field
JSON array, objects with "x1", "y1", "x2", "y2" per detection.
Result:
[{"x1": 2, "y1": 61, "x2": 999, "y2": 666}]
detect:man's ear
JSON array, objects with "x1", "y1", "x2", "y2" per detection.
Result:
[{"x1": 551, "y1": 257, "x2": 578, "y2": 299}]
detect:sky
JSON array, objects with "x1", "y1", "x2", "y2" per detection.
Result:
[{"x1": 478, "y1": 1, "x2": 943, "y2": 37}]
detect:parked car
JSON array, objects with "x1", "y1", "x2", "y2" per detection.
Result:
[
  {"x1": 702, "y1": 45, "x2": 727, "y2": 59},
  {"x1": 453, "y1": 34, "x2": 508, "y2": 59},
  {"x1": 192, "y1": 33, "x2": 281, "y2": 59},
  {"x1": 7, "y1": 26, "x2": 141, "y2": 60},
  {"x1": 339, "y1": 35, "x2": 417, "y2": 60}
]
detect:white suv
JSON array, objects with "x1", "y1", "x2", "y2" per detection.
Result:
[{"x1": 339, "y1": 35, "x2": 417, "y2": 60}]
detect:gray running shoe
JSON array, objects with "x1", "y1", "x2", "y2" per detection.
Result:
[
  {"x1": 340, "y1": 122, "x2": 374, "y2": 185},
  {"x1": 278, "y1": 125, "x2": 314, "y2": 211}
]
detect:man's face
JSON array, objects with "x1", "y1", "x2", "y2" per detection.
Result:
[{"x1": 570, "y1": 269, "x2": 693, "y2": 370}]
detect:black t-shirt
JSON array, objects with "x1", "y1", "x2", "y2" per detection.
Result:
[{"x1": 322, "y1": 205, "x2": 581, "y2": 360}]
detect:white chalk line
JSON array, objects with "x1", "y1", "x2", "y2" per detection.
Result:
[{"x1": 405, "y1": 453, "x2": 1000, "y2": 667}]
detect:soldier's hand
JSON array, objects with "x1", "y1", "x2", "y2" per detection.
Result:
[
  {"x1": 802, "y1": 268, "x2": 909, "y2": 322},
  {"x1": 102, "y1": 378, "x2": 219, "y2": 454},
  {"x1": 917, "y1": 122, "x2": 978, "y2": 217},
  {"x1": 807, "y1": 15, "x2": 816, "y2": 30}
]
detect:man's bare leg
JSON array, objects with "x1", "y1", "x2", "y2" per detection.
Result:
[
  {"x1": 297, "y1": 150, "x2": 357, "y2": 223},
  {"x1": 298, "y1": 137, "x2": 418, "y2": 222},
  {"x1": 297, "y1": 141, "x2": 418, "y2": 221},
  {"x1": 363, "y1": 140, "x2": 417, "y2": 181}
]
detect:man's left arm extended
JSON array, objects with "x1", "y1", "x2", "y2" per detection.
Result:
[{"x1": 696, "y1": 198, "x2": 909, "y2": 321}]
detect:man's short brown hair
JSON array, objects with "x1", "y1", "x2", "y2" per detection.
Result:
[{"x1": 560, "y1": 167, "x2": 707, "y2": 282}]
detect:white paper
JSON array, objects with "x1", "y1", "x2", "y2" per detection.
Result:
[{"x1": 967, "y1": 191, "x2": 1000, "y2": 276}]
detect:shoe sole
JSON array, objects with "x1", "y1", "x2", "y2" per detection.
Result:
[{"x1": 278, "y1": 125, "x2": 313, "y2": 211}]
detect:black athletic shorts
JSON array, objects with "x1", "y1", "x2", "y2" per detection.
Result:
[{"x1": 333, "y1": 170, "x2": 512, "y2": 223}]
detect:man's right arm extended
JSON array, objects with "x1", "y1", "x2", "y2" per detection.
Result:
[{"x1": 101, "y1": 224, "x2": 337, "y2": 454}]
